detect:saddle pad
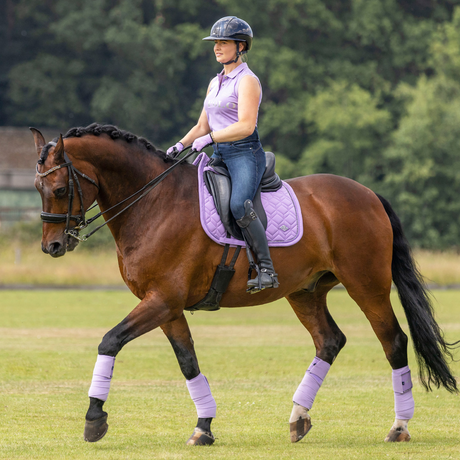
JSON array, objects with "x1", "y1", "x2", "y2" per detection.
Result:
[{"x1": 193, "y1": 152, "x2": 303, "y2": 247}]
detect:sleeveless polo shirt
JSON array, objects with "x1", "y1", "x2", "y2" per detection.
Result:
[{"x1": 204, "y1": 63, "x2": 262, "y2": 132}]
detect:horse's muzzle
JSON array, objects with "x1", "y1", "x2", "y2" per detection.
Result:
[{"x1": 42, "y1": 235, "x2": 79, "y2": 258}]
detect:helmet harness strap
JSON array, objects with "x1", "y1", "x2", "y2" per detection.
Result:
[{"x1": 222, "y1": 41, "x2": 245, "y2": 65}]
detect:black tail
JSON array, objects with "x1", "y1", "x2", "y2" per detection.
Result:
[{"x1": 376, "y1": 194, "x2": 459, "y2": 393}]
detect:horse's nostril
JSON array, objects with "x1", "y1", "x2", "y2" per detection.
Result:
[{"x1": 49, "y1": 242, "x2": 62, "y2": 255}]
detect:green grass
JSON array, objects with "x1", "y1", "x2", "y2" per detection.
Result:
[
  {"x1": 0, "y1": 290, "x2": 459, "y2": 459},
  {"x1": 1, "y1": 240, "x2": 460, "y2": 287}
]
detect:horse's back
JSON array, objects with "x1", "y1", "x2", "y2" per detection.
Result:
[
  {"x1": 287, "y1": 173, "x2": 390, "y2": 233},
  {"x1": 286, "y1": 174, "x2": 393, "y2": 278}
]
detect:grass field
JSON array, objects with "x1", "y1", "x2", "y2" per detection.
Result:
[
  {"x1": 0, "y1": 289, "x2": 459, "y2": 459},
  {"x1": 1, "y1": 241, "x2": 460, "y2": 287}
]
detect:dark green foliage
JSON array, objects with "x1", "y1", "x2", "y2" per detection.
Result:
[{"x1": 2, "y1": 0, "x2": 460, "y2": 248}]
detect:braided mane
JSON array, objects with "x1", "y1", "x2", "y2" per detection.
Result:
[{"x1": 39, "y1": 123, "x2": 168, "y2": 164}]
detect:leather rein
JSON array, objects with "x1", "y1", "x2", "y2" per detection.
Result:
[{"x1": 36, "y1": 142, "x2": 194, "y2": 241}]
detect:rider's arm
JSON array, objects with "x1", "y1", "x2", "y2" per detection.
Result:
[{"x1": 179, "y1": 108, "x2": 211, "y2": 147}]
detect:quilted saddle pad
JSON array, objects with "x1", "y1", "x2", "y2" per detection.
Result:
[{"x1": 193, "y1": 152, "x2": 303, "y2": 247}]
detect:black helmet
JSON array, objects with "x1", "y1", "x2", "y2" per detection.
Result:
[{"x1": 203, "y1": 16, "x2": 253, "y2": 52}]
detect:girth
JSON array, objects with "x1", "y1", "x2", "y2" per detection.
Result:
[{"x1": 204, "y1": 151, "x2": 282, "y2": 240}]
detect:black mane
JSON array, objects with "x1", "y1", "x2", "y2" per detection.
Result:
[{"x1": 39, "y1": 123, "x2": 169, "y2": 164}]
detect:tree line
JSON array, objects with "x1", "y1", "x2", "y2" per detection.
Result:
[{"x1": 2, "y1": 0, "x2": 460, "y2": 249}]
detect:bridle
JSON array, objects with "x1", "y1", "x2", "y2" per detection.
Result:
[
  {"x1": 36, "y1": 142, "x2": 99, "y2": 241},
  {"x1": 36, "y1": 142, "x2": 195, "y2": 241}
]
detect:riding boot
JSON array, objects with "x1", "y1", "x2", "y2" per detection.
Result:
[{"x1": 236, "y1": 200, "x2": 279, "y2": 293}]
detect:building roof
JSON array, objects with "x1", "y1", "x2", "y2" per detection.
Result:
[
  {"x1": 0, "y1": 127, "x2": 60, "y2": 190},
  {"x1": 0, "y1": 126, "x2": 60, "y2": 169}
]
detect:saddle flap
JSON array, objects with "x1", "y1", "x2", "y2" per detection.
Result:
[
  {"x1": 204, "y1": 171, "x2": 243, "y2": 239},
  {"x1": 204, "y1": 168, "x2": 267, "y2": 240}
]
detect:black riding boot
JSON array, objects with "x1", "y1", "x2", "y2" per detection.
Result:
[{"x1": 236, "y1": 200, "x2": 279, "y2": 293}]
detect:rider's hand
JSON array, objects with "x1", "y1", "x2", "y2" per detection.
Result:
[
  {"x1": 166, "y1": 142, "x2": 184, "y2": 159},
  {"x1": 192, "y1": 134, "x2": 213, "y2": 152}
]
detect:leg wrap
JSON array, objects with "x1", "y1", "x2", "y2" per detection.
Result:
[
  {"x1": 392, "y1": 365, "x2": 414, "y2": 420},
  {"x1": 88, "y1": 355, "x2": 115, "y2": 402},
  {"x1": 186, "y1": 373, "x2": 217, "y2": 419},
  {"x1": 293, "y1": 357, "x2": 331, "y2": 410}
]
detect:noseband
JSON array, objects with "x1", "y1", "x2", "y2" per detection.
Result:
[
  {"x1": 37, "y1": 142, "x2": 196, "y2": 241},
  {"x1": 36, "y1": 142, "x2": 100, "y2": 241}
]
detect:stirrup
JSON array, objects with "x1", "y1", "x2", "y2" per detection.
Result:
[{"x1": 247, "y1": 268, "x2": 279, "y2": 293}]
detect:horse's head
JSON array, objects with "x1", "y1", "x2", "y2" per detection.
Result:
[{"x1": 32, "y1": 128, "x2": 98, "y2": 257}]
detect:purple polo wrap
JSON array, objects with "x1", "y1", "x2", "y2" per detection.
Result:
[
  {"x1": 186, "y1": 373, "x2": 217, "y2": 418},
  {"x1": 88, "y1": 355, "x2": 115, "y2": 401},
  {"x1": 392, "y1": 365, "x2": 414, "y2": 420},
  {"x1": 293, "y1": 357, "x2": 331, "y2": 410},
  {"x1": 193, "y1": 152, "x2": 303, "y2": 247}
]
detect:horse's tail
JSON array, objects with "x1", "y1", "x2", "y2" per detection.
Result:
[{"x1": 376, "y1": 193, "x2": 459, "y2": 393}]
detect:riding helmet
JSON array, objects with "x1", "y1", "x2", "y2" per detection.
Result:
[{"x1": 202, "y1": 16, "x2": 253, "y2": 52}]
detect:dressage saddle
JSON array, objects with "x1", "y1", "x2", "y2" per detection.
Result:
[{"x1": 204, "y1": 151, "x2": 282, "y2": 240}]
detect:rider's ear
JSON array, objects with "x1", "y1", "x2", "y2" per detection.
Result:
[
  {"x1": 53, "y1": 134, "x2": 65, "y2": 164},
  {"x1": 30, "y1": 127, "x2": 46, "y2": 157}
]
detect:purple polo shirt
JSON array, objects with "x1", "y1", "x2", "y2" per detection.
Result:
[{"x1": 204, "y1": 63, "x2": 262, "y2": 132}]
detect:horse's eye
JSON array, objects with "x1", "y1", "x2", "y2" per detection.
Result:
[{"x1": 54, "y1": 187, "x2": 67, "y2": 197}]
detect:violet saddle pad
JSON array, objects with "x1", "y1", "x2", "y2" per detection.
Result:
[{"x1": 193, "y1": 152, "x2": 303, "y2": 247}]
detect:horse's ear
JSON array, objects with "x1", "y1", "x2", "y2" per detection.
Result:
[
  {"x1": 53, "y1": 134, "x2": 65, "y2": 164},
  {"x1": 30, "y1": 127, "x2": 46, "y2": 157}
]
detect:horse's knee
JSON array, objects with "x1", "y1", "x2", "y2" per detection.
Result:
[
  {"x1": 318, "y1": 329, "x2": 347, "y2": 363},
  {"x1": 168, "y1": 338, "x2": 200, "y2": 380},
  {"x1": 97, "y1": 330, "x2": 123, "y2": 356},
  {"x1": 386, "y1": 329, "x2": 408, "y2": 369}
]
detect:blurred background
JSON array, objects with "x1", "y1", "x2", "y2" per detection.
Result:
[{"x1": 1, "y1": 0, "x2": 460, "y2": 286}]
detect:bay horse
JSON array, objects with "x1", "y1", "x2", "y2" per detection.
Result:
[{"x1": 31, "y1": 123, "x2": 458, "y2": 446}]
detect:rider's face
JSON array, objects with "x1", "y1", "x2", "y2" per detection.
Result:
[{"x1": 214, "y1": 40, "x2": 242, "y2": 64}]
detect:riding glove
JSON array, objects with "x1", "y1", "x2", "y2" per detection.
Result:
[
  {"x1": 192, "y1": 134, "x2": 213, "y2": 152},
  {"x1": 166, "y1": 142, "x2": 184, "y2": 158}
]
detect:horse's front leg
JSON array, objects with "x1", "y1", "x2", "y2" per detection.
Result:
[
  {"x1": 161, "y1": 315, "x2": 216, "y2": 446},
  {"x1": 84, "y1": 290, "x2": 180, "y2": 442}
]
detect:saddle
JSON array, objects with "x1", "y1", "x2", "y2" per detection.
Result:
[
  {"x1": 203, "y1": 151, "x2": 282, "y2": 241},
  {"x1": 187, "y1": 152, "x2": 303, "y2": 312}
]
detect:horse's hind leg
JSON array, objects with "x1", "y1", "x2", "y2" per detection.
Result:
[
  {"x1": 161, "y1": 315, "x2": 216, "y2": 446},
  {"x1": 341, "y1": 276, "x2": 413, "y2": 442},
  {"x1": 286, "y1": 287, "x2": 347, "y2": 442}
]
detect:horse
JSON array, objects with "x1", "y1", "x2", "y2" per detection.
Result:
[{"x1": 31, "y1": 123, "x2": 458, "y2": 446}]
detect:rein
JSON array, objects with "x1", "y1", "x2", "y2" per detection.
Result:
[{"x1": 37, "y1": 143, "x2": 195, "y2": 241}]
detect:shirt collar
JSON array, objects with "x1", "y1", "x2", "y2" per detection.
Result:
[{"x1": 218, "y1": 62, "x2": 248, "y2": 80}]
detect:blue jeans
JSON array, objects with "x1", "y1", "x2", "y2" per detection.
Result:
[{"x1": 211, "y1": 129, "x2": 266, "y2": 220}]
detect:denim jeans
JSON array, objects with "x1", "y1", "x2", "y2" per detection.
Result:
[{"x1": 211, "y1": 129, "x2": 266, "y2": 220}]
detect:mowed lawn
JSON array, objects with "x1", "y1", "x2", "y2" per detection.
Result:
[{"x1": 0, "y1": 289, "x2": 459, "y2": 460}]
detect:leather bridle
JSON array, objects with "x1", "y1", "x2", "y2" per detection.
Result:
[
  {"x1": 36, "y1": 142, "x2": 195, "y2": 241},
  {"x1": 36, "y1": 142, "x2": 99, "y2": 241}
]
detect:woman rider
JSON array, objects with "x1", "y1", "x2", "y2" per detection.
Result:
[{"x1": 167, "y1": 16, "x2": 278, "y2": 293}]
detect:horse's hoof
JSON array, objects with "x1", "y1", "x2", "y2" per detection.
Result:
[
  {"x1": 84, "y1": 415, "x2": 108, "y2": 442},
  {"x1": 186, "y1": 427, "x2": 215, "y2": 446},
  {"x1": 289, "y1": 403, "x2": 312, "y2": 443},
  {"x1": 384, "y1": 420, "x2": 411, "y2": 442},
  {"x1": 290, "y1": 416, "x2": 312, "y2": 442}
]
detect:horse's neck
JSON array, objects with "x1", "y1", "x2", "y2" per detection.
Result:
[{"x1": 75, "y1": 139, "x2": 197, "y2": 239}]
